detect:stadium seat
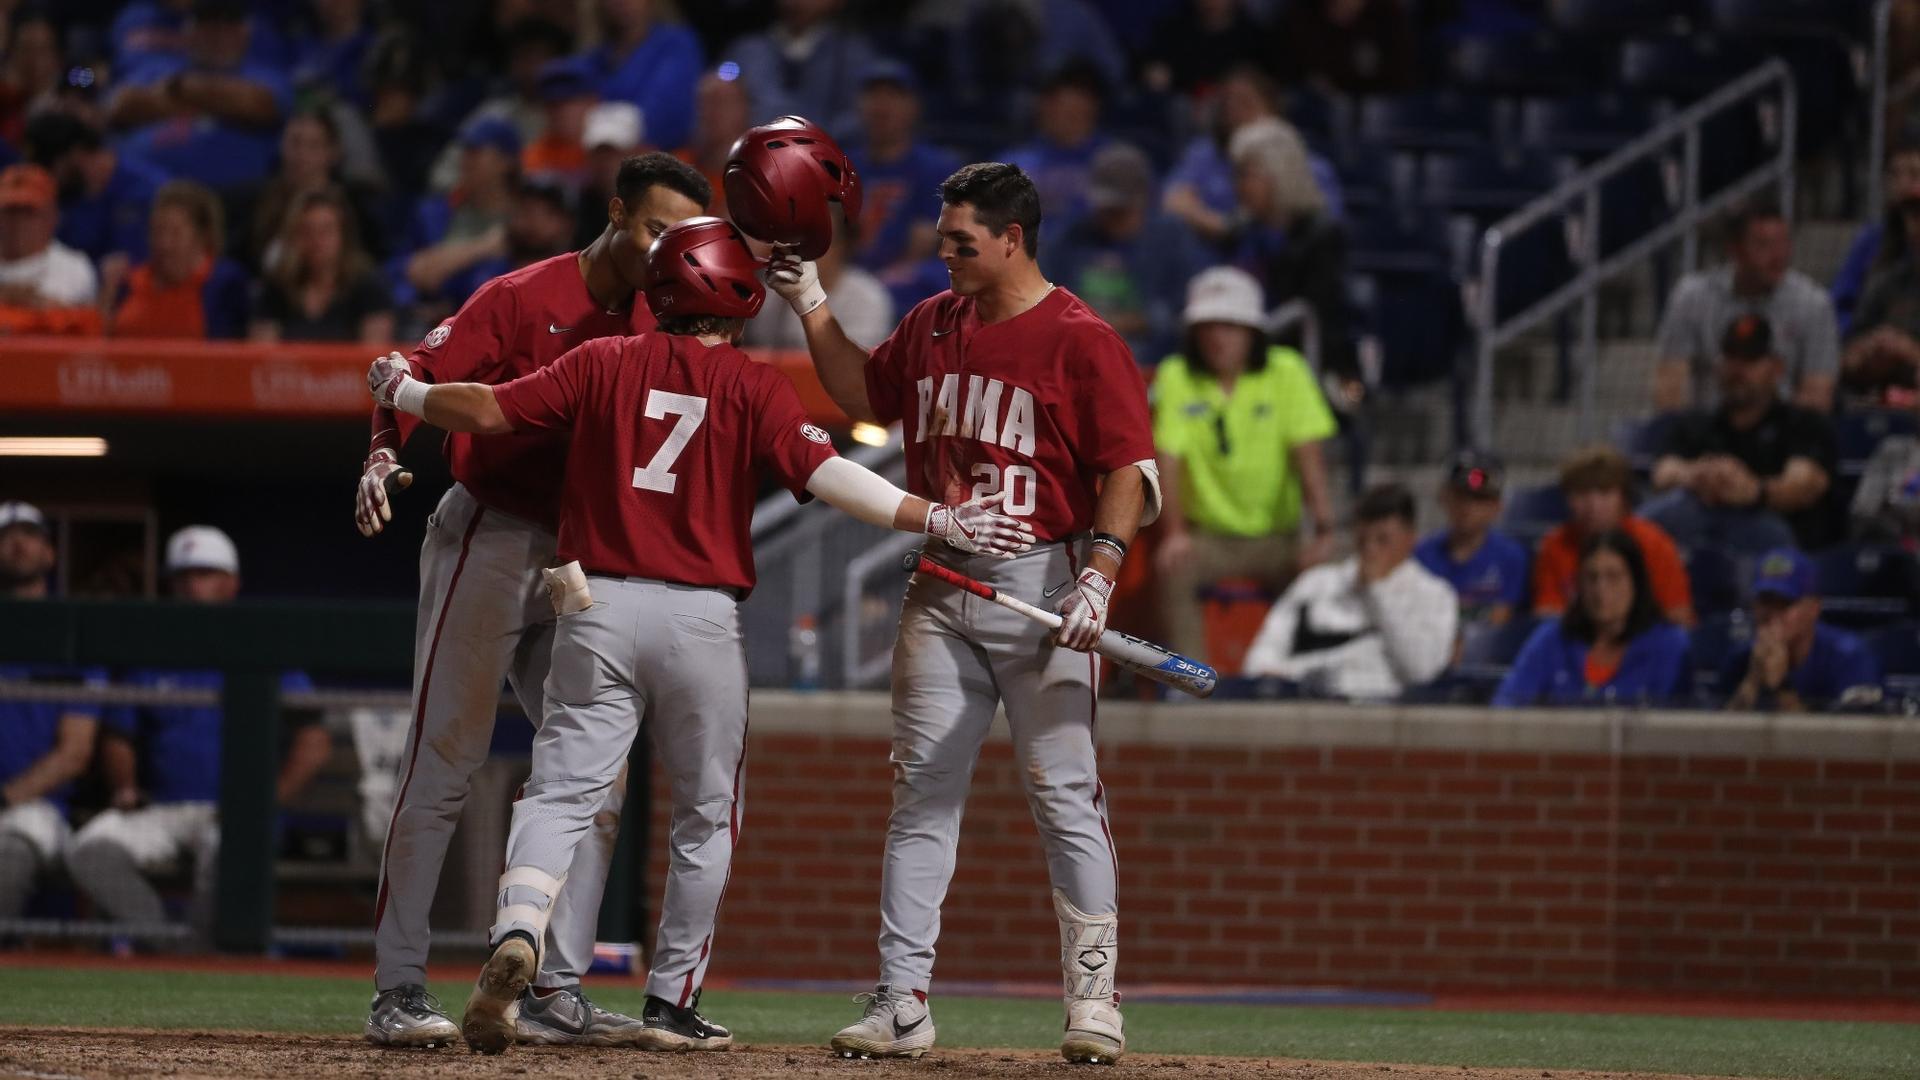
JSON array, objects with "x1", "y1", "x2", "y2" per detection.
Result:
[
  {"x1": 1357, "y1": 93, "x2": 1503, "y2": 153},
  {"x1": 1348, "y1": 207, "x2": 1451, "y2": 275},
  {"x1": 1550, "y1": 0, "x2": 1693, "y2": 35},
  {"x1": 1814, "y1": 545, "x2": 1920, "y2": 628},
  {"x1": 1865, "y1": 620, "x2": 1920, "y2": 697},
  {"x1": 1516, "y1": 95, "x2": 1670, "y2": 157},
  {"x1": 1350, "y1": 268, "x2": 1466, "y2": 387},
  {"x1": 1687, "y1": 547, "x2": 1744, "y2": 618},
  {"x1": 1618, "y1": 36, "x2": 1754, "y2": 98},
  {"x1": 1417, "y1": 148, "x2": 1571, "y2": 218},
  {"x1": 1688, "y1": 609, "x2": 1755, "y2": 694},
  {"x1": 1706, "y1": 0, "x2": 1865, "y2": 38},
  {"x1": 1323, "y1": 140, "x2": 1398, "y2": 215},
  {"x1": 1835, "y1": 409, "x2": 1918, "y2": 477},
  {"x1": 1448, "y1": 34, "x2": 1592, "y2": 95},
  {"x1": 1500, "y1": 483, "x2": 1568, "y2": 544},
  {"x1": 1476, "y1": 217, "x2": 1577, "y2": 324}
]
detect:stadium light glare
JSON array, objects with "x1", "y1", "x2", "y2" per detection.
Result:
[
  {"x1": 850, "y1": 422, "x2": 890, "y2": 447},
  {"x1": 0, "y1": 437, "x2": 109, "y2": 457}
]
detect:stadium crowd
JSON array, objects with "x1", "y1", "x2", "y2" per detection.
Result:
[{"x1": 6, "y1": 0, "x2": 1920, "y2": 934}]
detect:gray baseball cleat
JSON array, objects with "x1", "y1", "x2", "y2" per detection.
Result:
[
  {"x1": 513, "y1": 984, "x2": 648, "y2": 1046},
  {"x1": 829, "y1": 984, "x2": 935, "y2": 1059},
  {"x1": 462, "y1": 933, "x2": 537, "y2": 1055},
  {"x1": 364, "y1": 983, "x2": 459, "y2": 1048}
]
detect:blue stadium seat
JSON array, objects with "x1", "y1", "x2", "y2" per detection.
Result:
[
  {"x1": 1516, "y1": 95, "x2": 1669, "y2": 157},
  {"x1": 1815, "y1": 545, "x2": 1920, "y2": 628},
  {"x1": 1687, "y1": 546, "x2": 1744, "y2": 617},
  {"x1": 1865, "y1": 621, "x2": 1920, "y2": 697},
  {"x1": 1357, "y1": 93, "x2": 1502, "y2": 153},
  {"x1": 1418, "y1": 148, "x2": 1569, "y2": 218},
  {"x1": 1836, "y1": 409, "x2": 1919, "y2": 478},
  {"x1": 1706, "y1": 0, "x2": 1866, "y2": 38},
  {"x1": 1551, "y1": 0, "x2": 1693, "y2": 34},
  {"x1": 1460, "y1": 613, "x2": 1540, "y2": 669},
  {"x1": 1475, "y1": 216, "x2": 1576, "y2": 323},
  {"x1": 1612, "y1": 412, "x2": 1681, "y2": 474},
  {"x1": 1448, "y1": 34, "x2": 1593, "y2": 95},
  {"x1": 1348, "y1": 207, "x2": 1451, "y2": 275},
  {"x1": 1500, "y1": 484, "x2": 1568, "y2": 544},
  {"x1": 1618, "y1": 36, "x2": 1754, "y2": 98},
  {"x1": 1286, "y1": 86, "x2": 1348, "y2": 143},
  {"x1": 1323, "y1": 140, "x2": 1397, "y2": 215},
  {"x1": 1349, "y1": 267, "x2": 1466, "y2": 387}
]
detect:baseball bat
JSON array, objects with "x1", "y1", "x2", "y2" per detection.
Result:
[{"x1": 903, "y1": 552, "x2": 1219, "y2": 699}]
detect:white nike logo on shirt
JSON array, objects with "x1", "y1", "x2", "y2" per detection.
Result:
[
  {"x1": 549, "y1": 323, "x2": 572, "y2": 334},
  {"x1": 931, "y1": 328, "x2": 954, "y2": 337}
]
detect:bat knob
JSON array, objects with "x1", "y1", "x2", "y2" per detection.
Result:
[{"x1": 900, "y1": 549, "x2": 922, "y2": 573}]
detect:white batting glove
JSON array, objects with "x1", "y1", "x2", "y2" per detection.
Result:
[
  {"x1": 368, "y1": 352, "x2": 429, "y2": 415},
  {"x1": 1054, "y1": 567, "x2": 1114, "y2": 652},
  {"x1": 766, "y1": 248, "x2": 826, "y2": 317},
  {"x1": 926, "y1": 492, "x2": 1035, "y2": 558},
  {"x1": 355, "y1": 447, "x2": 413, "y2": 537}
]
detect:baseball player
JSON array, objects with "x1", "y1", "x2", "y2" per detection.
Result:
[
  {"x1": 354, "y1": 153, "x2": 712, "y2": 1048},
  {"x1": 366, "y1": 217, "x2": 1033, "y2": 1055},
  {"x1": 763, "y1": 161, "x2": 1159, "y2": 1063}
]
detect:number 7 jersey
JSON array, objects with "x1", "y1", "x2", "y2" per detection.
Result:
[
  {"x1": 491, "y1": 333, "x2": 838, "y2": 595},
  {"x1": 864, "y1": 286, "x2": 1156, "y2": 544}
]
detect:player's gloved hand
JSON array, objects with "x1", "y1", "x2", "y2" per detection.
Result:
[
  {"x1": 925, "y1": 492, "x2": 1036, "y2": 558},
  {"x1": 765, "y1": 246, "x2": 826, "y2": 317},
  {"x1": 368, "y1": 352, "x2": 414, "y2": 409},
  {"x1": 1054, "y1": 567, "x2": 1114, "y2": 651},
  {"x1": 355, "y1": 447, "x2": 413, "y2": 538}
]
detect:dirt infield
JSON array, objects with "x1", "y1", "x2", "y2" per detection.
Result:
[{"x1": 0, "y1": 1029, "x2": 1748, "y2": 1080}]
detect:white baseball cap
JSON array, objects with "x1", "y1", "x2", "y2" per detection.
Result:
[
  {"x1": 582, "y1": 101, "x2": 644, "y2": 151},
  {"x1": 165, "y1": 525, "x2": 240, "y2": 576},
  {"x1": 0, "y1": 500, "x2": 47, "y2": 533},
  {"x1": 1182, "y1": 266, "x2": 1266, "y2": 330}
]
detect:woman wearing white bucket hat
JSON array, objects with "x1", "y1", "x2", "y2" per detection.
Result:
[{"x1": 1149, "y1": 266, "x2": 1338, "y2": 666}]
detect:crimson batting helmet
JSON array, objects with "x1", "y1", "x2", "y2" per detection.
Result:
[
  {"x1": 644, "y1": 216, "x2": 766, "y2": 321},
  {"x1": 723, "y1": 115, "x2": 862, "y2": 260}
]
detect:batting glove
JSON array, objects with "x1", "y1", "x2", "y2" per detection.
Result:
[
  {"x1": 926, "y1": 491, "x2": 1036, "y2": 558},
  {"x1": 1054, "y1": 567, "x2": 1114, "y2": 651},
  {"x1": 368, "y1": 352, "x2": 429, "y2": 415},
  {"x1": 355, "y1": 447, "x2": 413, "y2": 537},
  {"x1": 766, "y1": 248, "x2": 826, "y2": 317}
]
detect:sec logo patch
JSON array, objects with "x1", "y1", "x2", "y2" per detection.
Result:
[
  {"x1": 801, "y1": 423, "x2": 831, "y2": 444},
  {"x1": 423, "y1": 324, "x2": 451, "y2": 349}
]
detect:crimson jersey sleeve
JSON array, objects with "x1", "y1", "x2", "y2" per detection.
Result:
[
  {"x1": 492, "y1": 338, "x2": 606, "y2": 432},
  {"x1": 751, "y1": 366, "x2": 840, "y2": 498},
  {"x1": 1065, "y1": 328, "x2": 1156, "y2": 473},
  {"x1": 396, "y1": 276, "x2": 522, "y2": 443},
  {"x1": 862, "y1": 303, "x2": 917, "y2": 426}
]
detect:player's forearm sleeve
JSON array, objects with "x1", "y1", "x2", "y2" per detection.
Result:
[{"x1": 804, "y1": 456, "x2": 910, "y2": 529}]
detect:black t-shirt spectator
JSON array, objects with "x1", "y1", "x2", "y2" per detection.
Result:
[
  {"x1": 252, "y1": 273, "x2": 393, "y2": 343},
  {"x1": 1662, "y1": 400, "x2": 1838, "y2": 547}
]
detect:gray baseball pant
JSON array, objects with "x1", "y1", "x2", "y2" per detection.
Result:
[
  {"x1": 878, "y1": 541, "x2": 1118, "y2": 992},
  {"x1": 493, "y1": 576, "x2": 748, "y2": 1007},
  {"x1": 374, "y1": 483, "x2": 623, "y2": 991}
]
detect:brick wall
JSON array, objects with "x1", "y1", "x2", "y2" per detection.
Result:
[{"x1": 644, "y1": 697, "x2": 1920, "y2": 997}]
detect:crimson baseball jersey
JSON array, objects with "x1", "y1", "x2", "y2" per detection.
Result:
[
  {"x1": 864, "y1": 286, "x2": 1155, "y2": 543},
  {"x1": 492, "y1": 333, "x2": 839, "y2": 594},
  {"x1": 401, "y1": 252, "x2": 654, "y2": 530}
]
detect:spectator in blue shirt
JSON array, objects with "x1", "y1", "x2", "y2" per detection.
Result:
[
  {"x1": 105, "y1": 0, "x2": 294, "y2": 192},
  {"x1": 1414, "y1": 451, "x2": 1530, "y2": 630},
  {"x1": 1833, "y1": 141, "x2": 1920, "y2": 337},
  {"x1": 291, "y1": 0, "x2": 377, "y2": 106},
  {"x1": 725, "y1": 0, "x2": 877, "y2": 139},
  {"x1": 23, "y1": 110, "x2": 169, "y2": 269},
  {"x1": 444, "y1": 177, "x2": 579, "y2": 306},
  {"x1": 111, "y1": 0, "x2": 290, "y2": 71},
  {"x1": 396, "y1": 117, "x2": 519, "y2": 311},
  {"x1": 1493, "y1": 530, "x2": 1692, "y2": 708},
  {"x1": 585, "y1": 0, "x2": 703, "y2": 153},
  {"x1": 67, "y1": 526, "x2": 327, "y2": 934},
  {"x1": 0, "y1": 500, "x2": 104, "y2": 921},
  {"x1": 840, "y1": 59, "x2": 958, "y2": 311},
  {"x1": 1000, "y1": 60, "x2": 1110, "y2": 232},
  {"x1": 1721, "y1": 548, "x2": 1883, "y2": 712},
  {"x1": 1048, "y1": 141, "x2": 1201, "y2": 364}
]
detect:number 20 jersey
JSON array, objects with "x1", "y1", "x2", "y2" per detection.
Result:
[
  {"x1": 492, "y1": 333, "x2": 838, "y2": 595},
  {"x1": 864, "y1": 287, "x2": 1155, "y2": 545}
]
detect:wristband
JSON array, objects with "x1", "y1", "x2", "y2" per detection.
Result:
[
  {"x1": 791, "y1": 279, "x2": 827, "y2": 318},
  {"x1": 1090, "y1": 533, "x2": 1127, "y2": 566},
  {"x1": 394, "y1": 377, "x2": 430, "y2": 418}
]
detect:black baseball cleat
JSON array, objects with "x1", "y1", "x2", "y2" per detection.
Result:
[{"x1": 632, "y1": 990, "x2": 734, "y2": 1051}]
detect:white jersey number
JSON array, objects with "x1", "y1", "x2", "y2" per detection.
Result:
[
  {"x1": 970, "y1": 462, "x2": 1037, "y2": 517},
  {"x1": 631, "y1": 390, "x2": 708, "y2": 494}
]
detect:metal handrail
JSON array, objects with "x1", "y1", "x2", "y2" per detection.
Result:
[
  {"x1": 1870, "y1": 0, "x2": 1894, "y2": 212},
  {"x1": 1470, "y1": 60, "x2": 1797, "y2": 449}
]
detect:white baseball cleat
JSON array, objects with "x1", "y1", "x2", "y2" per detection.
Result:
[
  {"x1": 364, "y1": 984, "x2": 459, "y2": 1048},
  {"x1": 462, "y1": 934, "x2": 536, "y2": 1055},
  {"x1": 1060, "y1": 996, "x2": 1126, "y2": 1065},
  {"x1": 829, "y1": 983, "x2": 936, "y2": 1059}
]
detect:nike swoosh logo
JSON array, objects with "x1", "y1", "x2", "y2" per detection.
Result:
[
  {"x1": 1042, "y1": 579, "x2": 1072, "y2": 598},
  {"x1": 931, "y1": 328, "x2": 954, "y2": 337},
  {"x1": 548, "y1": 323, "x2": 572, "y2": 334},
  {"x1": 892, "y1": 1014, "x2": 927, "y2": 1037}
]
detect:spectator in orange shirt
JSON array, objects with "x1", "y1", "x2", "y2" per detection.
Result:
[
  {"x1": 1533, "y1": 446, "x2": 1695, "y2": 628},
  {"x1": 109, "y1": 179, "x2": 251, "y2": 339}
]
